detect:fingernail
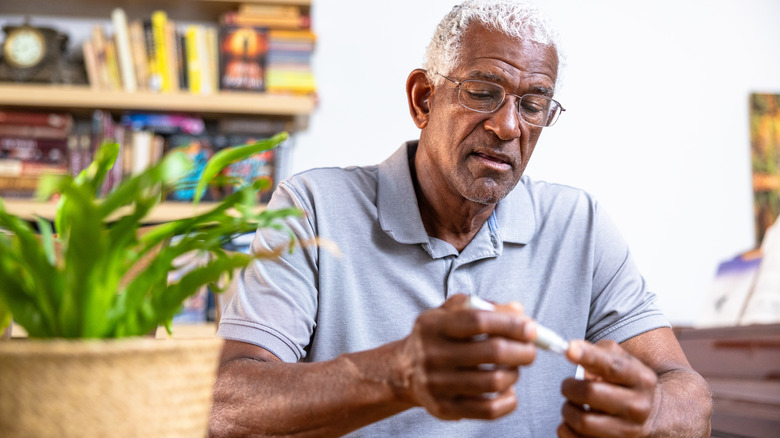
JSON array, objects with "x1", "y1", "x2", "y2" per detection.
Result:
[
  {"x1": 567, "y1": 340, "x2": 583, "y2": 361},
  {"x1": 507, "y1": 301, "x2": 524, "y2": 314},
  {"x1": 525, "y1": 320, "x2": 537, "y2": 340}
]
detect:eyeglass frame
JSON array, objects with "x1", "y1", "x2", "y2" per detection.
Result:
[{"x1": 432, "y1": 72, "x2": 566, "y2": 127}]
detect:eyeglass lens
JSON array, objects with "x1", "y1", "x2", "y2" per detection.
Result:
[{"x1": 458, "y1": 80, "x2": 562, "y2": 127}]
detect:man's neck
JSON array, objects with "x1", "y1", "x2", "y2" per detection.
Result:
[{"x1": 408, "y1": 145, "x2": 495, "y2": 252}]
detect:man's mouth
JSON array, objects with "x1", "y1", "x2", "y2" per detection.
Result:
[{"x1": 472, "y1": 152, "x2": 512, "y2": 171}]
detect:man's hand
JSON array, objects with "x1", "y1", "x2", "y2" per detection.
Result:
[
  {"x1": 558, "y1": 340, "x2": 658, "y2": 438},
  {"x1": 397, "y1": 294, "x2": 538, "y2": 420}
]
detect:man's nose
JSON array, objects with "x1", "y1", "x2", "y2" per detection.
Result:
[{"x1": 482, "y1": 97, "x2": 522, "y2": 140}]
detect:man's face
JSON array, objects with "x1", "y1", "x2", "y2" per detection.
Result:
[{"x1": 419, "y1": 24, "x2": 559, "y2": 205}]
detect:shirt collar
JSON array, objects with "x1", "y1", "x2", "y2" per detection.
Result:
[{"x1": 377, "y1": 140, "x2": 537, "y2": 246}]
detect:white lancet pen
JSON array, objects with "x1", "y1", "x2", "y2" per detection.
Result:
[{"x1": 466, "y1": 295, "x2": 570, "y2": 355}]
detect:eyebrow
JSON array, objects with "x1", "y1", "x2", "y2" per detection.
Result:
[{"x1": 465, "y1": 70, "x2": 555, "y2": 97}]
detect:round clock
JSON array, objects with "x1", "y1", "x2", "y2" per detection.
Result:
[{"x1": 3, "y1": 26, "x2": 47, "y2": 69}]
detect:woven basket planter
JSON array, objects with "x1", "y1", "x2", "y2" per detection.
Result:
[{"x1": 0, "y1": 336, "x2": 224, "y2": 438}]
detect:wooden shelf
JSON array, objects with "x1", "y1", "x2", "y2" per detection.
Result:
[
  {"x1": 0, "y1": 84, "x2": 316, "y2": 118},
  {"x1": 0, "y1": 0, "x2": 311, "y2": 21},
  {"x1": 1, "y1": 198, "x2": 265, "y2": 224}
]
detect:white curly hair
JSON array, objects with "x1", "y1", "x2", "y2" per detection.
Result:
[{"x1": 423, "y1": 0, "x2": 564, "y2": 87}]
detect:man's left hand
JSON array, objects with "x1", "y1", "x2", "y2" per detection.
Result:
[{"x1": 557, "y1": 340, "x2": 658, "y2": 438}]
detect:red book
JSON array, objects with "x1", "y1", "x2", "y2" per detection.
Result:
[{"x1": 0, "y1": 110, "x2": 73, "y2": 130}]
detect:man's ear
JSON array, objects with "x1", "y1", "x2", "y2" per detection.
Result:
[{"x1": 406, "y1": 69, "x2": 433, "y2": 129}]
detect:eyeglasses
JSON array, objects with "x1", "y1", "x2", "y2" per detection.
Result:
[{"x1": 435, "y1": 73, "x2": 565, "y2": 127}]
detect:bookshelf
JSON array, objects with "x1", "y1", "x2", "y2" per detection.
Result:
[
  {"x1": 0, "y1": 84, "x2": 315, "y2": 117},
  {"x1": 1, "y1": 198, "x2": 266, "y2": 224},
  {"x1": 0, "y1": 0, "x2": 315, "y2": 220}
]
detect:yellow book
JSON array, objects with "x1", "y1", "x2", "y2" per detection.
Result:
[
  {"x1": 151, "y1": 10, "x2": 171, "y2": 91},
  {"x1": 185, "y1": 25, "x2": 202, "y2": 94},
  {"x1": 205, "y1": 27, "x2": 219, "y2": 93},
  {"x1": 105, "y1": 37, "x2": 123, "y2": 90}
]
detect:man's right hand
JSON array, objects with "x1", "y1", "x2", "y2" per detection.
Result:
[{"x1": 396, "y1": 293, "x2": 538, "y2": 420}]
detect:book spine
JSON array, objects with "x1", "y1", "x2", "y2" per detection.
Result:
[
  {"x1": 0, "y1": 125, "x2": 71, "y2": 139},
  {"x1": 105, "y1": 37, "x2": 123, "y2": 90},
  {"x1": 67, "y1": 131, "x2": 83, "y2": 176},
  {"x1": 128, "y1": 19, "x2": 149, "y2": 91},
  {"x1": 177, "y1": 32, "x2": 188, "y2": 90},
  {"x1": 237, "y1": 4, "x2": 301, "y2": 17},
  {"x1": 131, "y1": 130, "x2": 153, "y2": 175},
  {"x1": 185, "y1": 25, "x2": 203, "y2": 94},
  {"x1": 0, "y1": 136, "x2": 69, "y2": 162},
  {"x1": 165, "y1": 20, "x2": 180, "y2": 91},
  {"x1": 0, "y1": 111, "x2": 73, "y2": 129},
  {"x1": 112, "y1": 7, "x2": 138, "y2": 92},
  {"x1": 82, "y1": 40, "x2": 100, "y2": 90},
  {"x1": 91, "y1": 25, "x2": 112, "y2": 90},
  {"x1": 151, "y1": 10, "x2": 171, "y2": 92},
  {"x1": 143, "y1": 20, "x2": 162, "y2": 92},
  {"x1": 205, "y1": 27, "x2": 219, "y2": 94}
]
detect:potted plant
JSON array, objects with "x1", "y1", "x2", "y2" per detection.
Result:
[{"x1": 0, "y1": 131, "x2": 299, "y2": 437}]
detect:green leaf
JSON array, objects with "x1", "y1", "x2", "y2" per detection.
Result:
[
  {"x1": 0, "y1": 131, "x2": 301, "y2": 339},
  {"x1": 194, "y1": 131, "x2": 288, "y2": 204}
]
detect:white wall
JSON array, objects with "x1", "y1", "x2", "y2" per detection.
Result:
[{"x1": 295, "y1": 0, "x2": 780, "y2": 325}]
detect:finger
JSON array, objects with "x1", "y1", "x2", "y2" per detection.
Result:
[
  {"x1": 430, "y1": 386, "x2": 518, "y2": 420},
  {"x1": 556, "y1": 422, "x2": 580, "y2": 438},
  {"x1": 561, "y1": 377, "x2": 654, "y2": 423},
  {"x1": 566, "y1": 340, "x2": 656, "y2": 390},
  {"x1": 425, "y1": 336, "x2": 537, "y2": 368},
  {"x1": 426, "y1": 367, "x2": 519, "y2": 397},
  {"x1": 561, "y1": 401, "x2": 645, "y2": 438},
  {"x1": 439, "y1": 306, "x2": 536, "y2": 342}
]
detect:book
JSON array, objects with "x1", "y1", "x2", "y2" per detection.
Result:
[
  {"x1": 104, "y1": 36, "x2": 123, "y2": 90},
  {"x1": 166, "y1": 135, "x2": 215, "y2": 201},
  {"x1": 130, "y1": 129, "x2": 154, "y2": 175},
  {"x1": 237, "y1": 4, "x2": 302, "y2": 18},
  {"x1": 112, "y1": 7, "x2": 137, "y2": 92},
  {"x1": 0, "y1": 110, "x2": 73, "y2": 130},
  {"x1": 151, "y1": 11, "x2": 172, "y2": 92},
  {"x1": 82, "y1": 40, "x2": 100, "y2": 89},
  {"x1": 0, "y1": 175, "x2": 40, "y2": 198},
  {"x1": 184, "y1": 25, "x2": 204, "y2": 94},
  {"x1": 0, "y1": 136, "x2": 69, "y2": 186},
  {"x1": 128, "y1": 19, "x2": 149, "y2": 91},
  {"x1": 91, "y1": 25, "x2": 112, "y2": 90},
  {"x1": 120, "y1": 113, "x2": 205, "y2": 135},
  {"x1": 0, "y1": 124, "x2": 72, "y2": 139},
  {"x1": 0, "y1": 137, "x2": 69, "y2": 165},
  {"x1": 212, "y1": 135, "x2": 276, "y2": 203},
  {"x1": 221, "y1": 11, "x2": 310, "y2": 30},
  {"x1": 218, "y1": 25, "x2": 268, "y2": 91},
  {"x1": 165, "y1": 19, "x2": 180, "y2": 91},
  {"x1": 176, "y1": 32, "x2": 188, "y2": 90},
  {"x1": 205, "y1": 26, "x2": 219, "y2": 93},
  {"x1": 143, "y1": 19, "x2": 163, "y2": 92},
  {"x1": 216, "y1": 117, "x2": 291, "y2": 135}
]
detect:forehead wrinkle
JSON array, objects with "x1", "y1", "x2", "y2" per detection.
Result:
[{"x1": 464, "y1": 69, "x2": 555, "y2": 97}]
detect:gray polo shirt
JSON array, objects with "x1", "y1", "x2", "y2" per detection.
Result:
[{"x1": 218, "y1": 141, "x2": 669, "y2": 437}]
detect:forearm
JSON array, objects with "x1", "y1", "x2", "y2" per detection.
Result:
[
  {"x1": 644, "y1": 368, "x2": 712, "y2": 437},
  {"x1": 209, "y1": 340, "x2": 413, "y2": 438}
]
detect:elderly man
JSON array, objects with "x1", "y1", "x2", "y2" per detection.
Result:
[{"x1": 210, "y1": 1, "x2": 712, "y2": 436}]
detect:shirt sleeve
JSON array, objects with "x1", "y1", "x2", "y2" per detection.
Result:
[
  {"x1": 585, "y1": 202, "x2": 670, "y2": 343},
  {"x1": 216, "y1": 179, "x2": 320, "y2": 362}
]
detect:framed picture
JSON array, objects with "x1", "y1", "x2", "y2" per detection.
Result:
[{"x1": 749, "y1": 93, "x2": 780, "y2": 245}]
